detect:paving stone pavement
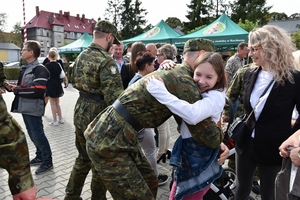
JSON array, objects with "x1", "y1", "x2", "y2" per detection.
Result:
[{"x1": 0, "y1": 83, "x2": 261, "y2": 200}]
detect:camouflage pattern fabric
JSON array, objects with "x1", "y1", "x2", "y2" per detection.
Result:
[
  {"x1": 85, "y1": 61, "x2": 223, "y2": 199},
  {"x1": 65, "y1": 42, "x2": 123, "y2": 200},
  {"x1": 0, "y1": 62, "x2": 34, "y2": 195},
  {"x1": 223, "y1": 64, "x2": 250, "y2": 118}
]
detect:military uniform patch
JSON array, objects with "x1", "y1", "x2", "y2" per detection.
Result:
[{"x1": 111, "y1": 66, "x2": 117, "y2": 74}]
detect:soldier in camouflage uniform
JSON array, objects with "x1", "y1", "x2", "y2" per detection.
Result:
[
  {"x1": 223, "y1": 64, "x2": 250, "y2": 120},
  {"x1": 64, "y1": 20, "x2": 124, "y2": 200},
  {"x1": 0, "y1": 61, "x2": 36, "y2": 199},
  {"x1": 85, "y1": 38, "x2": 224, "y2": 200}
]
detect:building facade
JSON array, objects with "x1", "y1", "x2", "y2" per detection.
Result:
[{"x1": 22, "y1": 6, "x2": 97, "y2": 57}]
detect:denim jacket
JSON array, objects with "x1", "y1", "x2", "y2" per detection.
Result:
[{"x1": 171, "y1": 136, "x2": 222, "y2": 200}]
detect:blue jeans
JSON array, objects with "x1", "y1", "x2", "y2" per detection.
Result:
[{"x1": 22, "y1": 114, "x2": 52, "y2": 165}]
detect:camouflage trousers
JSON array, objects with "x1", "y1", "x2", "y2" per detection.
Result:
[
  {"x1": 85, "y1": 106, "x2": 158, "y2": 199},
  {"x1": 65, "y1": 97, "x2": 108, "y2": 200},
  {"x1": 0, "y1": 115, "x2": 34, "y2": 195}
]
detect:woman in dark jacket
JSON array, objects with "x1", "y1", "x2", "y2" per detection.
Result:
[{"x1": 235, "y1": 25, "x2": 300, "y2": 200}]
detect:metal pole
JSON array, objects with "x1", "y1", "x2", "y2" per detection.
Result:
[{"x1": 22, "y1": 0, "x2": 27, "y2": 42}]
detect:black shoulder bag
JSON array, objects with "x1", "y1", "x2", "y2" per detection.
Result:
[{"x1": 227, "y1": 80, "x2": 274, "y2": 143}]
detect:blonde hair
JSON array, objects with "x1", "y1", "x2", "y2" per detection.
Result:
[
  {"x1": 248, "y1": 25, "x2": 296, "y2": 85},
  {"x1": 48, "y1": 49, "x2": 58, "y2": 60},
  {"x1": 293, "y1": 50, "x2": 300, "y2": 71}
]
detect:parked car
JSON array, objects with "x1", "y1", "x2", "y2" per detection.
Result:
[
  {"x1": 4, "y1": 62, "x2": 20, "y2": 68},
  {"x1": 1, "y1": 61, "x2": 10, "y2": 66}
]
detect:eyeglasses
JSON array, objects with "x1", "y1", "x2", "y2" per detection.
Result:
[
  {"x1": 22, "y1": 49, "x2": 31, "y2": 52},
  {"x1": 156, "y1": 53, "x2": 163, "y2": 57},
  {"x1": 248, "y1": 47, "x2": 261, "y2": 53}
]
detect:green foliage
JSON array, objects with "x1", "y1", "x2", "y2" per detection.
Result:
[
  {"x1": 290, "y1": 13, "x2": 300, "y2": 20},
  {"x1": 165, "y1": 17, "x2": 183, "y2": 29},
  {"x1": 237, "y1": 19, "x2": 259, "y2": 32},
  {"x1": 11, "y1": 22, "x2": 21, "y2": 34},
  {"x1": 120, "y1": 0, "x2": 148, "y2": 40},
  {"x1": 229, "y1": 0, "x2": 271, "y2": 25},
  {"x1": 292, "y1": 30, "x2": 300, "y2": 50},
  {"x1": 187, "y1": 25, "x2": 206, "y2": 34},
  {"x1": 269, "y1": 12, "x2": 288, "y2": 21},
  {"x1": 104, "y1": 0, "x2": 123, "y2": 29},
  {"x1": 183, "y1": 0, "x2": 211, "y2": 33},
  {"x1": 0, "y1": 13, "x2": 7, "y2": 32},
  {"x1": 3, "y1": 67, "x2": 21, "y2": 80}
]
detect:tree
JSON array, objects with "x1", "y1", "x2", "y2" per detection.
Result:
[
  {"x1": 269, "y1": 12, "x2": 288, "y2": 21},
  {"x1": 165, "y1": 17, "x2": 183, "y2": 29},
  {"x1": 0, "y1": 13, "x2": 7, "y2": 32},
  {"x1": 104, "y1": 0, "x2": 123, "y2": 29},
  {"x1": 292, "y1": 29, "x2": 300, "y2": 50},
  {"x1": 11, "y1": 22, "x2": 21, "y2": 34},
  {"x1": 120, "y1": 0, "x2": 148, "y2": 40},
  {"x1": 229, "y1": 0, "x2": 272, "y2": 25},
  {"x1": 290, "y1": 13, "x2": 300, "y2": 20},
  {"x1": 237, "y1": 19, "x2": 258, "y2": 32},
  {"x1": 183, "y1": 0, "x2": 211, "y2": 33},
  {"x1": 210, "y1": 0, "x2": 231, "y2": 18}
]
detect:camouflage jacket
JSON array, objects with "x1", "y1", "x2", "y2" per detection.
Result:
[
  {"x1": 72, "y1": 42, "x2": 123, "y2": 106},
  {"x1": 0, "y1": 63, "x2": 8, "y2": 121},
  {"x1": 0, "y1": 63, "x2": 34, "y2": 195},
  {"x1": 223, "y1": 64, "x2": 250, "y2": 118},
  {"x1": 117, "y1": 61, "x2": 223, "y2": 149}
]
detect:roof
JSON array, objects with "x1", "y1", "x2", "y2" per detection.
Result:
[
  {"x1": 267, "y1": 19, "x2": 300, "y2": 35},
  {"x1": 0, "y1": 43, "x2": 21, "y2": 50},
  {"x1": 26, "y1": 7, "x2": 97, "y2": 34},
  {"x1": 57, "y1": 32, "x2": 93, "y2": 53},
  {"x1": 173, "y1": 14, "x2": 248, "y2": 50},
  {"x1": 122, "y1": 20, "x2": 182, "y2": 45}
]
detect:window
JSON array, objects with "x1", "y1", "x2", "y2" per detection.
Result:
[
  {"x1": 64, "y1": 32, "x2": 67, "y2": 39},
  {"x1": 40, "y1": 29, "x2": 43, "y2": 36},
  {"x1": 47, "y1": 41, "x2": 50, "y2": 48},
  {"x1": 70, "y1": 32, "x2": 75, "y2": 39},
  {"x1": 57, "y1": 35, "x2": 61, "y2": 43},
  {"x1": 40, "y1": 41, "x2": 44, "y2": 47},
  {"x1": 77, "y1": 33, "x2": 81, "y2": 39}
]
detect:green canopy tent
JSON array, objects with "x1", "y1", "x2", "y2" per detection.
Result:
[
  {"x1": 173, "y1": 14, "x2": 248, "y2": 51},
  {"x1": 58, "y1": 32, "x2": 93, "y2": 54},
  {"x1": 122, "y1": 20, "x2": 182, "y2": 46}
]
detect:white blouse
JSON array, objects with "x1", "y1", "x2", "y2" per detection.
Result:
[
  {"x1": 146, "y1": 78, "x2": 226, "y2": 138},
  {"x1": 250, "y1": 70, "x2": 275, "y2": 137}
]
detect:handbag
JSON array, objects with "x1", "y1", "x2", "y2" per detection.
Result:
[
  {"x1": 227, "y1": 112, "x2": 252, "y2": 143},
  {"x1": 59, "y1": 63, "x2": 65, "y2": 79},
  {"x1": 227, "y1": 80, "x2": 274, "y2": 143}
]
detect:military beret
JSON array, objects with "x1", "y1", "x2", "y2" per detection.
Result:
[
  {"x1": 94, "y1": 20, "x2": 120, "y2": 44},
  {"x1": 183, "y1": 38, "x2": 215, "y2": 54}
]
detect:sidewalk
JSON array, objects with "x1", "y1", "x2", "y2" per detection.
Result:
[{"x1": 0, "y1": 83, "x2": 261, "y2": 199}]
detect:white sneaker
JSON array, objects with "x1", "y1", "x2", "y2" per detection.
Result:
[
  {"x1": 49, "y1": 121, "x2": 58, "y2": 126},
  {"x1": 59, "y1": 118, "x2": 65, "y2": 124}
]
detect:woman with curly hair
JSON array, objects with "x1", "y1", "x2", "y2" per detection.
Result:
[{"x1": 234, "y1": 25, "x2": 300, "y2": 200}]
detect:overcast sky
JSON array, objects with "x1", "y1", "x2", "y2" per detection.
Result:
[{"x1": 1, "y1": 0, "x2": 299, "y2": 32}]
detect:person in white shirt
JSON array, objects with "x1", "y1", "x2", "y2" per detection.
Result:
[{"x1": 147, "y1": 52, "x2": 229, "y2": 200}]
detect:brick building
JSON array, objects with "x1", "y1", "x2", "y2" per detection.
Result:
[{"x1": 22, "y1": 6, "x2": 97, "y2": 57}]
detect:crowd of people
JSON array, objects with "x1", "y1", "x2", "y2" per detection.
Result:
[{"x1": 1, "y1": 18, "x2": 300, "y2": 200}]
